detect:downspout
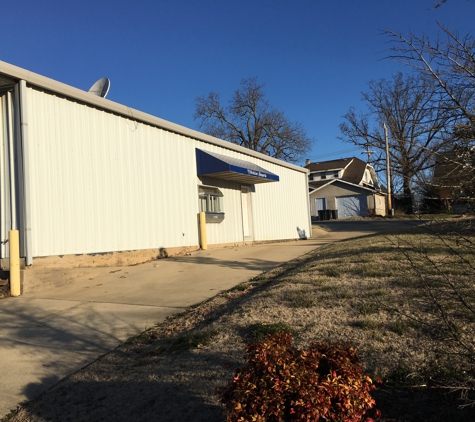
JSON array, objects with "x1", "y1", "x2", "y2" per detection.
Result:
[
  {"x1": 7, "y1": 91, "x2": 16, "y2": 230},
  {"x1": 304, "y1": 169, "x2": 312, "y2": 238},
  {"x1": 18, "y1": 80, "x2": 33, "y2": 265},
  {"x1": 0, "y1": 97, "x2": 6, "y2": 259}
]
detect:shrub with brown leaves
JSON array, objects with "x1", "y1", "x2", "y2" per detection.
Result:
[{"x1": 218, "y1": 333, "x2": 378, "y2": 422}]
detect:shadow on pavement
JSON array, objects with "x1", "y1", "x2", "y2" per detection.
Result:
[
  {"x1": 313, "y1": 219, "x2": 429, "y2": 233},
  {"x1": 17, "y1": 378, "x2": 224, "y2": 422},
  {"x1": 167, "y1": 251, "x2": 315, "y2": 271},
  {"x1": 1, "y1": 301, "x2": 133, "y2": 352}
]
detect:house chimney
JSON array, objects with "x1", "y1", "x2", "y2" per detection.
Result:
[{"x1": 305, "y1": 158, "x2": 310, "y2": 166}]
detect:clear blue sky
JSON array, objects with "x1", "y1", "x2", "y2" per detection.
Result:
[{"x1": 1, "y1": 0, "x2": 474, "y2": 165}]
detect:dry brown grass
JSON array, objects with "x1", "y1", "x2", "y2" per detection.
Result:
[{"x1": 5, "y1": 217, "x2": 475, "y2": 422}]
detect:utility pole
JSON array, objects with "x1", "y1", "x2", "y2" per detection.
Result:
[
  {"x1": 384, "y1": 123, "x2": 393, "y2": 216},
  {"x1": 362, "y1": 143, "x2": 374, "y2": 164}
]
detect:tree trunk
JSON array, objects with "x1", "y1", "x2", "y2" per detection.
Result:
[{"x1": 402, "y1": 176, "x2": 414, "y2": 214}]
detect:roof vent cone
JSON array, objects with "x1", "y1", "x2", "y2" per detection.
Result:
[{"x1": 88, "y1": 77, "x2": 110, "y2": 98}]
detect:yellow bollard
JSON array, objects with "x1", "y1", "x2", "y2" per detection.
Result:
[
  {"x1": 9, "y1": 230, "x2": 21, "y2": 296},
  {"x1": 199, "y1": 212, "x2": 207, "y2": 250}
]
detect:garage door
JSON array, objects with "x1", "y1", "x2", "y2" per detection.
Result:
[{"x1": 336, "y1": 195, "x2": 367, "y2": 218}]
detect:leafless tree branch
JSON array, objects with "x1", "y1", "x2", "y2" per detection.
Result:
[{"x1": 194, "y1": 77, "x2": 313, "y2": 163}]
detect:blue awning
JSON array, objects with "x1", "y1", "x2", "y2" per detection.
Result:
[{"x1": 196, "y1": 149, "x2": 279, "y2": 184}]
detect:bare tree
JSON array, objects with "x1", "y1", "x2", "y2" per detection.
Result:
[
  {"x1": 385, "y1": 23, "x2": 475, "y2": 126},
  {"x1": 340, "y1": 72, "x2": 455, "y2": 213},
  {"x1": 432, "y1": 0, "x2": 448, "y2": 9},
  {"x1": 385, "y1": 24, "x2": 475, "y2": 210},
  {"x1": 194, "y1": 77, "x2": 312, "y2": 163}
]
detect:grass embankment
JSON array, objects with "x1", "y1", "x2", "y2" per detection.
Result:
[{"x1": 6, "y1": 217, "x2": 475, "y2": 422}]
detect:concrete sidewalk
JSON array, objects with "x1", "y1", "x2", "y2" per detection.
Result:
[{"x1": 0, "y1": 227, "x2": 367, "y2": 418}]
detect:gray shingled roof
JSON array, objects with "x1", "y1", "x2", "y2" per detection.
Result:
[
  {"x1": 305, "y1": 158, "x2": 353, "y2": 172},
  {"x1": 306, "y1": 156, "x2": 382, "y2": 191},
  {"x1": 308, "y1": 180, "x2": 332, "y2": 190},
  {"x1": 305, "y1": 157, "x2": 368, "y2": 184},
  {"x1": 343, "y1": 158, "x2": 367, "y2": 185}
]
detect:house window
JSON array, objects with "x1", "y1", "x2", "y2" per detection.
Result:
[
  {"x1": 333, "y1": 171, "x2": 339, "y2": 178},
  {"x1": 199, "y1": 186, "x2": 223, "y2": 213},
  {"x1": 321, "y1": 173, "x2": 327, "y2": 180}
]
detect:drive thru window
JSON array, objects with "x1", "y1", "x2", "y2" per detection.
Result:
[{"x1": 199, "y1": 186, "x2": 223, "y2": 213}]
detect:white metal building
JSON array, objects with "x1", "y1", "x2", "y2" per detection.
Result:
[{"x1": 0, "y1": 61, "x2": 311, "y2": 270}]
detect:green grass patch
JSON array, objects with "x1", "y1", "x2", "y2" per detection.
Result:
[
  {"x1": 322, "y1": 266, "x2": 342, "y2": 277},
  {"x1": 284, "y1": 288, "x2": 317, "y2": 308},
  {"x1": 355, "y1": 302, "x2": 379, "y2": 316},
  {"x1": 164, "y1": 329, "x2": 219, "y2": 353},
  {"x1": 248, "y1": 322, "x2": 296, "y2": 341},
  {"x1": 388, "y1": 319, "x2": 411, "y2": 336},
  {"x1": 384, "y1": 363, "x2": 413, "y2": 385},
  {"x1": 353, "y1": 318, "x2": 380, "y2": 331},
  {"x1": 364, "y1": 287, "x2": 387, "y2": 298},
  {"x1": 319, "y1": 284, "x2": 337, "y2": 292},
  {"x1": 234, "y1": 283, "x2": 251, "y2": 291},
  {"x1": 356, "y1": 302, "x2": 379, "y2": 316},
  {"x1": 335, "y1": 289, "x2": 352, "y2": 299}
]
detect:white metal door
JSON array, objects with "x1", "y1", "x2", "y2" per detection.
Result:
[{"x1": 241, "y1": 186, "x2": 254, "y2": 241}]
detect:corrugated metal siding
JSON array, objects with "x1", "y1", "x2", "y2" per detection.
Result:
[
  {"x1": 195, "y1": 142, "x2": 311, "y2": 243},
  {"x1": 197, "y1": 175, "x2": 244, "y2": 245},
  {"x1": 27, "y1": 87, "x2": 200, "y2": 257},
  {"x1": 25, "y1": 86, "x2": 310, "y2": 257},
  {"x1": 253, "y1": 166, "x2": 310, "y2": 241}
]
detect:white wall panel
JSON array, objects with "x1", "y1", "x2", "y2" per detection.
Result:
[
  {"x1": 197, "y1": 175, "x2": 245, "y2": 245},
  {"x1": 25, "y1": 86, "x2": 310, "y2": 257},
  {"x1": 195, "y1": 142, "x2": 311, "y2": 243},
  {"x1": 253, "y1": 168, "x2": 311, "y2": 241},
  {"x1": 26, "y1": 88, "x2": 200, "y2": 257}
]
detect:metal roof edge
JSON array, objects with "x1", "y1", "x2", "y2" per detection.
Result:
[{"x1": 0, "y1": 60, "x2": 308, "y2": 175}]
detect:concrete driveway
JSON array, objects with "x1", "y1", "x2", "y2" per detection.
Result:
[{"x1": 0, "y1": 221, "x2": 423, "y2": 417}]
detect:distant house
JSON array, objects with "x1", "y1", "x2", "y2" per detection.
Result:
[
  {"x1": 427, "y1": 148, "x2": 475, "y2": 213},
  {"x1": 305, "y1": 157, "x2": 386, "y2": 219}
]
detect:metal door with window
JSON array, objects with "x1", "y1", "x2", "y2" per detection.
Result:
[{"x1": 241, "y1": 186, "x2": 254, "y2": 241}]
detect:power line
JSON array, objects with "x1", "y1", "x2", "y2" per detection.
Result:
[{"x1": 362, "y1": 143, "x2": 375, "y2": 163}]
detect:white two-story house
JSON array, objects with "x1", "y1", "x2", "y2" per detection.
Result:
[{"x1": 305, "y1": 157, "x2": 386, "y2": 219}]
